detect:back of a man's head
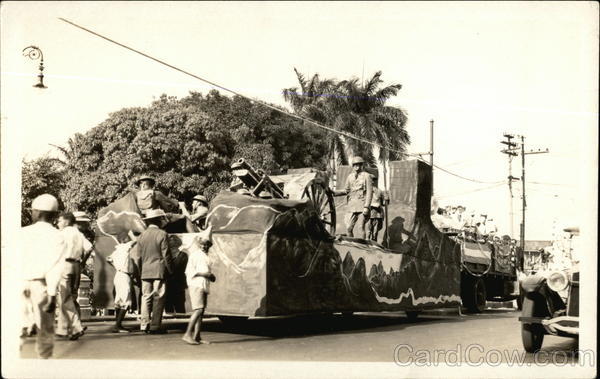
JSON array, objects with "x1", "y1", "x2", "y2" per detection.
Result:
[
  {"x1": 59, "y1": 212, "x2": 76, "y2": 226},
  {"x1": 31, "y1": 194, "x2": 60, "y2": 224}
]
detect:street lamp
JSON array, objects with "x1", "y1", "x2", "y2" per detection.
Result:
[{"x1": 22, "y1": 45, "x2": 47, "y2": 89}]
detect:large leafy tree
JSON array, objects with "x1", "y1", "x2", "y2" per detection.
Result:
[
  {"x1": 58, "y1": 90, "x2": 328, "y2": 216},
  {"x1": 21, "y1": 157, "x2": 65, "y2": 225},
  {"x1": 283, "y1": 69, "x2": 409, "y2": 167}
]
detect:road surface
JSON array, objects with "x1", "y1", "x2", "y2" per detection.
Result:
[{"x1": 20, "y1": 308, "x2": 579, "y2": 364}]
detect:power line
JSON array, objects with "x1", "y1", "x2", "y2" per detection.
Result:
[
  {"x1": 59, "y1": 17, "x2": 504, "y2": 186},
  {"x1": 528, "y1": 181, "x2": 574, "y2": 187},
  {"x1": 432, "y1": 164, "x2": 503, "y2": 184},
  {"x1": 436, "y1": 182, "x2": 505, "y2": 198},
  {"x1": 58, "y1": 17, "x2": 407, "y2": 155}
]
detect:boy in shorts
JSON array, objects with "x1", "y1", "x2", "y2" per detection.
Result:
[{"x1": 182, "y1": 231, "x2": 215, "y2": 345}]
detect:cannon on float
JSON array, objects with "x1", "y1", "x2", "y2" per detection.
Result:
[{"x1": 92, "y1": 158, "x2": 463, "y2": 322}]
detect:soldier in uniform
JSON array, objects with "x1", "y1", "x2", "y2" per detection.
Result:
[
  {"x1": 334, "y1": 156, "x2": 373, "y2": 239},
  {"x1": 368, "y1": 173, "x2": 386, "y2": 241}
]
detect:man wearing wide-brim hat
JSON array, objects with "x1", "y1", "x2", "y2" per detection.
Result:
[
  {"x1": 134, "y1": 175, "x2": 179, "y2": 215},
  {"x1": 134, "y1": 174, "x2": 197, "y2": 233},
  {"x1": 333, "y1": 156, "x2": 373, "y2": 239},
  {"x1": 136, "y1": 208, "x2": 174, "y2": 333}
]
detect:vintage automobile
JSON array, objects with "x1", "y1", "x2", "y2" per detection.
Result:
[{"x1": 518, "y1": 227, "x2": 580, "y2": 352}]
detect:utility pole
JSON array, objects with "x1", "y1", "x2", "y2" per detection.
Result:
[
  {"x1": 430, "y1": 119, "x2": 434, "y2": 195},
  {"x1": 520, "y1": 135, "x2": 526, "y2": 252},
  {"x1": 518, "y1": 136, "x2": 549, "y2": 251},
  {"x1": 501, "y1": 133, "x2": 519, "y2": 237}
]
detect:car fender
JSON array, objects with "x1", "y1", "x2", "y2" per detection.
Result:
[{"x1": 520, "y1": 273, "x2": 546, "y2": 294}]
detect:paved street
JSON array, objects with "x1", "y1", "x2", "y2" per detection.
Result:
[{"x1": 20, "y1": 308, "x2": 579, "y2": 364}]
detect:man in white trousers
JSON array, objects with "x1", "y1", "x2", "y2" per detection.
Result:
[{"x1": 21, "y1": 194, "x2": 66, "y2": 359}]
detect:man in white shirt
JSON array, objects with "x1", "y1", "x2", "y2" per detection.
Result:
[
  {"x1": 484, "y1": 217, "x2": 498, "y2": 238},
  {"x1": 72, "y1": 211, "x2": 94, "y2": 316},
  {"x1": 55, "y1": 212, "x2": 88, "y2": 340},
  {"x1": 451, "y1": 205, "x2": 467, "y2": 230},
  {"x1": 107, "y1": 241, "x2": 135, "y2": 333},
  {"x1": 21, "y1": 194, "x2": 66, "y2": 359}
]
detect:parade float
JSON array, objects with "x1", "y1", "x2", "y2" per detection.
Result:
[{"x1": 92, "y1": 158, "x2": 465, "y2": 319}]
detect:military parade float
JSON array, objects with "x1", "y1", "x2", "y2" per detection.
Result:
[{"x1": 92, "y1": 158, "x2": 522, "y2": 320}]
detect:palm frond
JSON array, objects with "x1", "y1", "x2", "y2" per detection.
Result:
[
  {"x1": 293, "y1": 68, "x2": 307, "y2": 93},
  {"x1": 363, "y1": 71, "x2": 383, "y2": 96}
]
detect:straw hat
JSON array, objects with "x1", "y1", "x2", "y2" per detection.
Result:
[
  {"x1": 73, "y1": 211, "x2": 91, "y2": 222},
  {"x1": 143, "y1": 209, "x2": 167, "y2": 220}
]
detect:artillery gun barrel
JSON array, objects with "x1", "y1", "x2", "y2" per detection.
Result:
[{"x1": 230, "y1": 158, "x2": 285, "y2": 199}]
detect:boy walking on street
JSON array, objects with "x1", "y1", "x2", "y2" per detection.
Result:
[{"x1": 182, "y1": 227, "x2": 215, "y2": 345}]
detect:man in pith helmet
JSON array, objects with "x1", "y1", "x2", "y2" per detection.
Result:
[
  {"x1": 21, "y1": 194, "x2": 66, "y2": 358},
  {"x1": 334, "y1": 156, "x2": 373, "y2": 239}
]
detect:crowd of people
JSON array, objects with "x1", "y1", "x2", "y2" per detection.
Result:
[
  {"x1": 21, "y1": 175, "x2": 216, "y2": 359},
  {"x1": 430, "y1": 203, "x2": 501, "y2": 243}
]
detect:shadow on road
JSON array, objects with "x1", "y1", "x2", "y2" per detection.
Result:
[{"x1": 160, "y1": 311, "x2": 477, "y2": 340}]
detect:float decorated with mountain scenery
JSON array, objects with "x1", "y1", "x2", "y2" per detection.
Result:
[{"x1": 92, "y1": 158, "x2": 463, "y2": 319}]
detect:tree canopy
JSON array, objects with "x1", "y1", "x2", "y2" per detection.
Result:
[
  {"x1": 283, "y1": 69, "x2": 409, "y2": 167},
  {"x1": 21, "y1": 157, "x2": 65, "y2": 225},
  {"x1": 51, "y1": 90, "x2": 328, "y2": 216}
]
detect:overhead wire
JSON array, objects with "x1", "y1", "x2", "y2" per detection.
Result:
[
  {"x1": 59, "y1": 17, "x2": 505, "y2": 186},
  {"x1": 436, "y1": 182, "x2": 505, "y2": 198},
  {"x1": 432, "y1": 164, "x2": 503, "y2": 184}
]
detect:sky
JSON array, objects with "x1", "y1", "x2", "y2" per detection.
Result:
[{"x1": 1, "y1": 1, "x2": 598, "y2": 240}]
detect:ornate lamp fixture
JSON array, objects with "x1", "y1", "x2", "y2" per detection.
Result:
[{"x1": 22, "y1": 46, "x2": 47, "y2": 89}]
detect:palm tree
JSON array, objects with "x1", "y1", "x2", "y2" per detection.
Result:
[
  {"x1": 283, "y1": 69, "x2": 409, "y2": 169},
  {"x1": 334, "y1": 71, "x2": 409, "y2": 166},
  {"x1": 282, "y1": 68, "x2": 346, "y2": 168}
]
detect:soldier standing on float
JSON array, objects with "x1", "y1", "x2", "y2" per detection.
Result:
[
  {"x1": 334, "y1": 156, "x2": 373, "y2": 239},
  {"x1": 368, "y1": 173, "x2": 386, "y2": 241}
]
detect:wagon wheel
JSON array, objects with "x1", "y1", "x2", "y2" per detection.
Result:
[{"x1": 302, "y1": 179, "x2": 336, "y2": 235}]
